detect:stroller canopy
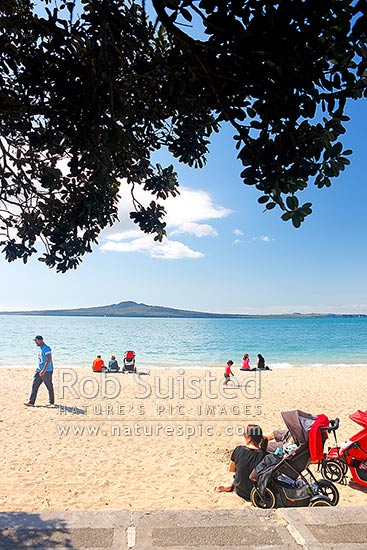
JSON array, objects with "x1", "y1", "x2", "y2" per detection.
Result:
[
  {"x1": 281, "y1": 409, "x2": 330, "y2": 462},
  {"x1": 349, "y1": 410, "x2": 367, "y2": 430},
  {"x1": 281, "y1": 410, "x2": 316, "y2": 445}
]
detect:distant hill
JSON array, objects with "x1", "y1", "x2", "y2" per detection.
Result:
[
  {"x1": 0, "y1": 300, "x2": 237, "y2": 318},
  {"x1": 1, "y1": 301, "x2": 366, "y2": 318}
]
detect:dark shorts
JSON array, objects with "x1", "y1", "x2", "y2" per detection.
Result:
[{"x1": 224, "y1": 374, "x2": 230, "y2": 379}]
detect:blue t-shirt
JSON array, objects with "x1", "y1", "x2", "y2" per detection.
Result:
[{"x1": 37, "y1": 343, "x2": 53, "y2": 372}]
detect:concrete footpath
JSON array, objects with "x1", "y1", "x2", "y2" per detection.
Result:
[{"x1": 1, "y1": 507, "x2": 367, "y2": 550}]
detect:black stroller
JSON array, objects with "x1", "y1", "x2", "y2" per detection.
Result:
[
  {"x1": 250, "y1": 410, "x2": 340, "y2": 508},
  {"x1": 122, "y1": 350, "x2": 136, "y2": 373}
]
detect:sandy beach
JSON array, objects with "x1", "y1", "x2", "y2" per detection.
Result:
[{"x1": 1, "y1": 366, "x2": 367, "y2": 512}]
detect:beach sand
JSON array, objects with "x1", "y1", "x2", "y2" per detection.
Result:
[{"x1": 1, "y1": 366, "x2": 367, "y2": 512}]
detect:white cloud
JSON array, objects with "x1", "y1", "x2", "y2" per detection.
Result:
[
  {"x1": 104, "y1": 229, "x2": 142, "y2": 242},
  {"x1": 233, "y1": 239, "x2": 242, "y2": 245},
  {"x1": 100, "y1": 182, "x2": 230, "y2": 259},
  {"x1": 253, "y1": 235, "x2": 273, "y2": 242},
  {"x1": 170, "y1": 222, "x2": 217, "y2": 238},
  {"x1": 233, "y1": 229, "x2": 244, "y2": 236},
  {"x1": 164, "y1": 188, "x2": 230, "y2": 225},
  {"x1": 101, "y1": 234, "x2": 203, "y2": 260}
]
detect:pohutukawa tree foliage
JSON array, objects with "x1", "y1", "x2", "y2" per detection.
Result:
[{"x1": 1, "y1": 0, "x2": 366, "y2": 271}]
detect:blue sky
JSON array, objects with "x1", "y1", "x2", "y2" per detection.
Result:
[
  {"x1": 1, "y1": 96, "x2": 366, "y2": 314},
  {"x1": 1, "y1": 5, "x2": 367, "y2": 314}
]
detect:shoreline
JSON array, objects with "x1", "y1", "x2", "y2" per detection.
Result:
[{"x1": 2, "y1": 362, "x2": 367, "y2": 370}]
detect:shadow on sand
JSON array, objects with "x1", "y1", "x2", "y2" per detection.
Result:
[
  {"x1": 31, "y1": 404, "x2": 86, "y2": 415},
  {"x1": 349, "y1": 479, "x2": 367, "y2": 494}
]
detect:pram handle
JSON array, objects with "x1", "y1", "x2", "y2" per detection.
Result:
[{"x1": 320, "y1": 418, "x2": 340, "y2": 433}]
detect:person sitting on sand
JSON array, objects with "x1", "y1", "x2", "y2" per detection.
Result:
[
  {"x1": 108, "y1": 355, "x2": 120, "y2": 372},
  {"x1": 92, "y1": 355, "x2": 105, "y2": 372},
  {"x1": 224, "y1": 360, "x2": 234, "y2": 385},
  {"x1": 214, "y1": 424, "x2": 268, "y2": 501},
  {"x1": 240, "y1": 353, "x2": 250, "y2": 370},
  {"x1": 250, "y1": 353, "x2": 271, "y2": 371}
]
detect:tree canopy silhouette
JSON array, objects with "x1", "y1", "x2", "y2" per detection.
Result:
[{"x1": 1, "y1": 0, "x2": 366, "y2": 271}]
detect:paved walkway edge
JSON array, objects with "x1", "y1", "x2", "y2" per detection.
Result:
[{"x1": 1, "y1": 507, "x2": 367, "y2": 549}]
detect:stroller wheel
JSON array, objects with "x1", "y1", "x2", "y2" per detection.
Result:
[
  {"x1": 250, "y1": 487, "x2": 276, "y2": 509},
  {"x1": 315, "y1": 479, "x2": 339, "y2": 506},
  {"x1": 309, "y1": 496, "x2": 333, "y2": 507},
  {"x1": 321, "y1": 459, "x2": 345, "y2": 483}
]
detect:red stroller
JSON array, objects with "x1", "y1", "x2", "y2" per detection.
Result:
[
  {"x1": 122, "y1": 350, "x2": 136, "y2": 373},
  {"x1": 321, "y1": 409, "x2": 367, "y2": 488}
]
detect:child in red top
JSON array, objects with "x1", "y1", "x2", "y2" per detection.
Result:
[
  {"x1": 224, "y1": 360, "x2": 234, "y2": 385},
  {"x1": 240, "y1": 353, "x2": 250, "y2": 370}
]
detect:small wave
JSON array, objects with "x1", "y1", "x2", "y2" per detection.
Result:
[
  {"x1": 269, "y1": 362, "x2": 293, "y2": 369},
  {"x1": 307, "y1": 362, "x2": 367, "y2": 369}
]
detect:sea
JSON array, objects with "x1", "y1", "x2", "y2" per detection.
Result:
[{"x1": 1, "y1": 314, "x2": 367, "y2": 370}]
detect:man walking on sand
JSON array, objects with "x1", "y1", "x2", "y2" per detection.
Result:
[{"x1": 24, "y1": 335, "x2": 55, "y2": 407}]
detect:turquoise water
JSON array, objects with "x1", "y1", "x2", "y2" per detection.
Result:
[{"x1": 1, "y1": 315, "x2": 367, "y2": 369}]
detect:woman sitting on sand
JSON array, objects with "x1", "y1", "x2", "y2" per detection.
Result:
[
  {"x1": 240, "y1": 353, "x2": 250, "y2": 370},
  {"x1": 253, "y1": 353, "x2": 271, "y2": 370},
  {"x1": 108, "y1": 355, "x2": 120, "y2": 372},
  {"x1": 214, "y1": 424, "x2": 268, "y2": 501}
]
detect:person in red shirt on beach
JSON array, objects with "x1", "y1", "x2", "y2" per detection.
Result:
[
  {"x1": 92, "y1": 355, "x2": 105, "y2": 372},
  {"x1": 224, "y1": 360, "x2": 234, "y2": 385},
  {"x1": 240, "y1": 353, "x2": 250, "y2": 370}
]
